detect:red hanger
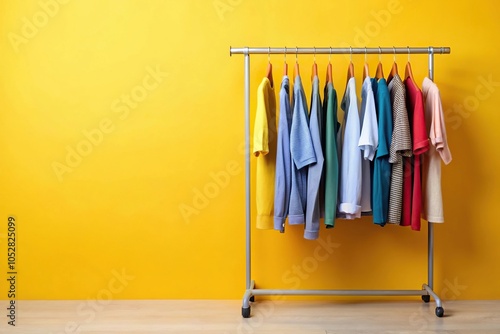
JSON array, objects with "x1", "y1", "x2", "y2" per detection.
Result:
[
  {"x1": 404, "y1": 47, "x2": 418, "y2": 88},
  {"x1": 375, "y1": 47, "x2": 384, "y2": 79},
  {"x1": 362, "y1": 47, "x2": 369, "y2": 80},
  {"x1": 346, "y1": 47, "x2": 354, "y2": 83},
  {"x1": 266, "y1": 47, "x2": 273, "y2": 87},
  {"x1": 387, "y1": 47, "x2": 398, "y2": 83},
  {"x1": 311, "y1": 47, "x2": 318, "y2": 81},
  {"x1": 326, "y1": 48, "x2": 333, "y2": 84},
  {"x1": 293, "y1": 47, "x2": 300, "y2": 79},
  {"x1": 283, "y1": 47, "x2": 288, "y2": 76}
]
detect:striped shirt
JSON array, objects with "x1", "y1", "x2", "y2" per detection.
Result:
[{"x1": 387, "y1": 74, "x2": 412, "y2": 224}]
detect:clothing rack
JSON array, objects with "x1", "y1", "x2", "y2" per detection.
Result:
[{"x1": 229, "y1": 46, "x2": 451, "y2": 319}]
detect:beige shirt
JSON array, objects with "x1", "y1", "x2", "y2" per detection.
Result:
[{"x1": 421, "y1": 77, "x2": 452, "y2": 223}]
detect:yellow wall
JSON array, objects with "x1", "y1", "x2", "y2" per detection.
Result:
[{"x1": 0, "y1": 0, "x2": 499, "y2": 302}]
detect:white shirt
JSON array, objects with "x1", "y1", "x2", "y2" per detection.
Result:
[
  {"x1": 359, "y1": 77, "x2": 378, "y2": 213},
  {"x1": 339, "y1": 77, "x2": 362, "y2": 219}
]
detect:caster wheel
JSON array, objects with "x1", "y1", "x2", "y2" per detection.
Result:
[
  {"x1": 242, "y1": 306, "x2": 251, "y2": 318},
  {"x1": 435, "y1": 306, "x2": 444, "y2": 317},
  {"x1": 249, "y1": 296, "x2": 255, "y2": 302},
  {"x1": 421, "y1": 295, "x2": 430, "y2": 303}
]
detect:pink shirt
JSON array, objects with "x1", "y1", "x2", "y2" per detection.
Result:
[{"x1": 421, "y1": 77, "x2": 452, "y2": 223}]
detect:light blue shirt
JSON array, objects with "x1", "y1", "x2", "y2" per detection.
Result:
[
  {"x1": 289, "y1": 75, "x2": 316, "y2": 225},
  {"x1": 274, "y1": 76, "x2": 292, "y2": 232},
  {"x1": 305, "y1": 76, "x2": 324, "y2": 240}
]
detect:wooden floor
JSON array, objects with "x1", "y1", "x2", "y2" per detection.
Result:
[{"x1": 2, "y1": 299, "x2": 500, "y2": 333}]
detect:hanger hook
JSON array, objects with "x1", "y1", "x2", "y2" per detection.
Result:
[
  {"x1": 350, "y1": 46, "x2": 352, "y2": 62},
  {"x1": 365, "y1": 47, "x2": 367, "y2": 62},
  {"x1": 284, "y1": 46, "x2": 287, "y2": 62},
  {"x1": 407, "y1": 46, "x2": 410, "y2": 62},
  {"x1": 329, "y1": 47, "x2": 332, "y2": 63},
  {"x1": 314, "y1": 46, "x2": 316, "y2": 63},
  {"x1": 296, "y1": 46, "x2": 298, "y2": 63},
  {"x1": 268, "y1": 47, "x2": 271, "y2": 63},
  {"x1": 378, "y1": 46, "x2": 382, "y2": 62},
  {"x1": 393, "y1": 46, "x2": 396, "y2": 62}
]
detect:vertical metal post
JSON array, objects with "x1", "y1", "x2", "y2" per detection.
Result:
[
  {"x1": 428, "y1": 220, "x2": 434, "y2": 290},
  {"x1": 427, "y1": 47, "x2": 434, "y2": 290},
  {"x1": 244, "y1": 49, "x2": 251, "y2": 290},
  {"x1": 428, "y1": 47, "x2": 434, "y2": 81}
]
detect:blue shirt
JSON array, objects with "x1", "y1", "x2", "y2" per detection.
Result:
[
  {"x1": 289, "y1": 75, "x2": 316, "y2": 225},
  {"x1": 274, "y1": 76, "x2": 293, "y2": 232},
  {"x1": 305, "y1": 76, "x2": 324, "y2": 240}
]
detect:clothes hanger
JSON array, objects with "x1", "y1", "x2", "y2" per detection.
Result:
[
  {"x1": 311, "y1": 47, "x2": 318, "y2": 81},
  {"x1": 346, "y1": 46, "x2": 354, "y2": 83},
  {"x1": 293, "y1": 46, "x2": 300, "y2": 79},
  {"x1": 265, "y1": 47, "x2": 273, "y2": 87},
  {"x1": 363, "y1": 47, "x2": 369, "y2": 81},
  {"x1": 404, "y1": 46, "x2": 417, "y2": 86},
  {"x1": 283, "y1": 47, "x2": 288, "y2": 76},
  {"x1": 326, "y1": 47, "x2": 333, "y2": 84},
  {"x1": 387, "y1": 46, "x2": 398, "y2": 83},
  {"x1": 375, "y1": 46, "x2": 384, "y2": 80}
]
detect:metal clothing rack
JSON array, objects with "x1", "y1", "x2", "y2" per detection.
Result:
[{"x1": 229, "y1": 46, "x2": 451, "y2": 319}]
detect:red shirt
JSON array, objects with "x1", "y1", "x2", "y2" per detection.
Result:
[{"x1": 404, "y1": 76, "x2": 430, "y2": 231}]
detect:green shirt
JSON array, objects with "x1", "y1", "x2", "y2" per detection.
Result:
[{"x1": 323, "y1": 82, "x2": 339, "y2": 228}]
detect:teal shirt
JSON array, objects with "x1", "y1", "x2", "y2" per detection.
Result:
[
  {"x1": 373, "y1": 78, "x2": 392, "y2": 225},
  {"x1": 323, "y1": 82, "x2": 339, "y2": 228}
]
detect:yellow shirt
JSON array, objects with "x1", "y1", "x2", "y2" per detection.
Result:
[{"x1": 253, "y1": 77, "x2": 277, "y2": 229}]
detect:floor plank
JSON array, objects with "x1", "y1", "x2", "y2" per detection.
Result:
[{"x1": 0, "y1": 299, "x2": 499, "y2": 333}]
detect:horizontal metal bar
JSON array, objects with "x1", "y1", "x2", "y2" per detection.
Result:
[
  {"x1": 250, "y1": 289, "x2": 427, "y2": 296},
  {"x1": 230, "y1": 46, "x2": 450, "y2": 56}
]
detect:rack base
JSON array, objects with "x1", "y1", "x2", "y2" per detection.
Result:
[{"x1": 242, "y1": 280, "x2": 444, "y2": 318}]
